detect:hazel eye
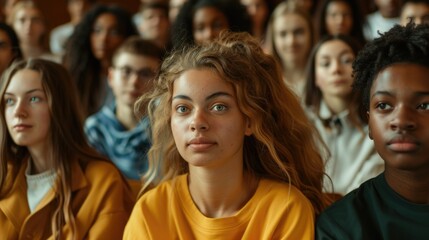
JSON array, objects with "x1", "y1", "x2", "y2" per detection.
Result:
[{"x1": 211, "y1": 104, "x2": 227, "y2": 112}]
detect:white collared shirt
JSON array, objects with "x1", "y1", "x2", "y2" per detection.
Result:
[{"x1": 306, "y1": 101, "x2": 384, "y2": 195}]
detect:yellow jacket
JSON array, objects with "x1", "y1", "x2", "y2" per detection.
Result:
[{"x1": 0, "y1": 159, "x2": 134, "y2": 239}]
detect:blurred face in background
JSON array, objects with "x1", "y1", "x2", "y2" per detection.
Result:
[
  {"x1": 375, "y1": 0, "x2": 403, "y2": 18},
  {"x1": 315, "y1": 39, "x2": 355, "y2": 99},
  {"x1": 68, "y1": 0, "x2": 93, "y2": 24},
  {"x1": 193, "y1": 6, "x2": 229, "y2": 45},
  {"x1": 169, "y1": 0, "x2": 188, "y2": 23},
  {"x1": 400, "y1": 2, "x2": 429, "y2": 25},
  {"x1": 0, "y1": 29, "x2": 14, "y2": 73},
  {"x1": 91, "y1": 13, "x2": 125, "y2": 63},
  {"x1": 139, "y1": 7, "x2": 170, "y2": 43},
  {"x1": 12, "y1": 6, "x2": 45, "y2": 46},
  {"x1": 240, "y1": 0, "x2": 269, "y2": 34},
  {"x1": 109, "y1": 52, "x2": 160, "y2": 108},
  {"x1": 273, "y1": 12, "x2": 312, "y2": 67},
  {"x1": 325, "y1": 0, "x2": 353, "y2": 35}
]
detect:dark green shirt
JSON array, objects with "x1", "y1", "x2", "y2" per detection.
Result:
[{"x1": 316, "y1": 173, "x2": 429, "y2": 240}]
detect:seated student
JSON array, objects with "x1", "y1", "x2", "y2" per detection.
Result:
[
  {"x1": 171, "y1": 0, "x2": 251, "y2": 49},
  {"x1": 266, "y1": 1, "x2": 314, "y2": 97},
  {"x1": 316, "y1": 23, "x2": 429, "y2": 240},
  {"x1": 240, "y1": 0, "x2": 273, "y2": 45},
  {"x1": 363, "y1": 0, "x2": 403, "y2": 40},
  {"x1": 169, "y1": 0, "x2": 188, "y2": 23},
  {"x1": 137, "y1": 2, "x2": 171, "y2": 50},
  {"x1": 0, "y1": 59, "x2": 133, "y2": 239},
  {"x1": 8, "y1": 1, "x2": 59, "y2": 62},
  {"x1": 84, "y1": 37, "x2": 163, "y2": 194},
  {"x1": 63, "y1": 4, "x2": 138, "y2": 118},
  {"x1": 304, "y1": 34, "x2": 384, "y2": 196},
  {"x1": 400, "y1": 0, "x2": 429, "y2": 25},
  {"x1": 314, "y1": 0, "x2": 366, "y2": 46},
  {"x1": 49, "y1": 0, "x2": 94, "y2": 56},
  {"x1": 123, "y1": 31, "x2": 329, "y2": 239}
]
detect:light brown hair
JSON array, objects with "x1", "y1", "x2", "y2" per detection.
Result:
[{"x1": 136, "y1": 31, "x2": 329, "y2": 214}]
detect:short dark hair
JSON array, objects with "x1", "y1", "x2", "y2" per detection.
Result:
[
  {"x1": 352, "y1": 23, "x2": 429, "y2": 112},
  {"x1": 112, "y1": 36, "x2": 164, "y2": 65}
]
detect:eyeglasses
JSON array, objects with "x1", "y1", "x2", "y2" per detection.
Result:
[{"x1": 114, "y1": 66, "x2": 156, "y2": 80}]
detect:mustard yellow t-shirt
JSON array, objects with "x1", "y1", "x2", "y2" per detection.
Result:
[{"x1": 124, "y1": 174, "x2": 315, "y2": 240}]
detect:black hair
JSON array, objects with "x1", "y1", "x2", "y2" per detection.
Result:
[
  {"x1": 353, "y1": 23, "x2": 429, "y2": 112},
  {"x1": 63, "y1": 4, "x2": 138, "y2": 117},
  {"x1": 0, "y1": 22, "x2": 23, "y2": 64},
  {"x1": 171, "y1": 0, "x2": 251, "y2": 50}
]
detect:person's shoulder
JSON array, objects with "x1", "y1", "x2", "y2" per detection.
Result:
[
  {"x1": 84, "y1": 106, "x2": 115, "y2": 129},
  {"x1": 316, "y1": 175, "x2": 382, "y2": 239},
  {"x1": 51, "y1": 23, "x2": 74, "y2": 37},
  {"x1": 133, "y1": 176, "x2": 183, "y2": 217},
  {"x1": 83, "y1": 159, "x2": 123, "y2": 182},
  {"x1": 259, "y1": 179, "x2": 312, "y2": 208},
  {"x1": 138, "y1": 177, "x2": 179, "y2": 203},
  {"x1": 319, "y1": 176, "x2": 379, "y2": 220}
]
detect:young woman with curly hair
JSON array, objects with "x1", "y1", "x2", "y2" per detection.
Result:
[{"x1": 124, "y1": 31, "x2": 329, "y2": 239}]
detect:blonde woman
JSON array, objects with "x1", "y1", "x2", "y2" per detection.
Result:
[{"x1": 266, "y1": 1, "x2": 314, "y2": 97}]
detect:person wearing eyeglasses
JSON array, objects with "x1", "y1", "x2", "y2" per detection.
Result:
[{"x1": 84, "y1": 36, "x2": 163, "y2": 197}]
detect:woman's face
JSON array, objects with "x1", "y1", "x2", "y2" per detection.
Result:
[
  {"x1": 4, "y1": 69, "x2": 51, "y2": 150},
  {"x1": 0, "y1": 30, "x2": 14, "y2": 74},
  {"x1": 273, "y1": 13, "x2": 312, "y2": 66},
  {"x1": 315, "y1": 39, "x2": 355, "y2": 99},
  {"x1": 171, "y1": 68, "x2": 252, "y2": 169},
  {"x1": 193, "y1": 6, "x2": 229, "y2": 45},
  {"x1": 240, "y1": 0, "x2": 269, "y2": 30},
  {"x1": 325, "y1": 1, "x2": 353, "y2": 35},
  {"x1": 12, "y1": 7, "x2": 45, "y2": 46},
  {"x1": 90, "y1": 13, "x2": 125, "y2": 62}
]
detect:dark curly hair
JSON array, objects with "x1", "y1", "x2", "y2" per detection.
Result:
[
  {"x1": 352, "y1": 23, "x2": 429, "y2": 113},
  {"x1": 171, "y1": 0, "x2": 251, "y2": 50},
  {"x1": 63, "y1": 4, "x2": 138, "y2": 117}
]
